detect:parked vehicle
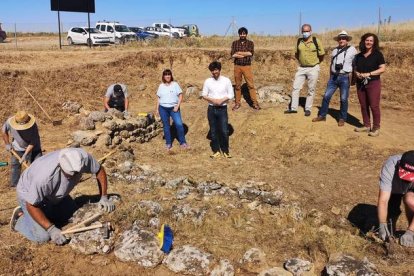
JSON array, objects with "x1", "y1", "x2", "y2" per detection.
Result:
[
  {"x1": 152, "y1": 23, "x2": 185, "y2": 38},
  {"x1": 144, "y1": 27, "x2": 178, "y2": 38},
  {"x1": 0, "y1": 23, "x2": 6, "y2": 43},
  {"x1": 128, "y1": 27, "x2": 159, "y2": 41},
  {"x1": 95, "y1": 21, "x2": 137, "y2": 44},
  {"x1": 180, "y1": 24, "x2": 200, "y2": 37},
  {"x1": 67, "y1": 27, "x2": 111, "y2": 46}
]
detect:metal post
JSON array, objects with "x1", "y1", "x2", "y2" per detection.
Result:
[
  {"x1": 88, "y1": 12, "x2": 91, "y2": 48},
  {"x1": 299, "y1": 11, "x2": 302, "y2": 36},
  {"x1": 14, "y1": 23, "x2": 17, "y2": 49},
  {"x1": 377, "y1": 7, "x2": 381, "y2": 36},
  {"x1": 57, "y1": 0, "x2": 62, "y2": 49}
]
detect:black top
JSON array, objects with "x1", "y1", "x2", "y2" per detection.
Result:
[{"x1": 354, "y1": 50, "x2": 385, "y2": 80}]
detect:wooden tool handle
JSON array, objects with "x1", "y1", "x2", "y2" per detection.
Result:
[
  {"x1": 61, "y1": 223, "x2": 103, "y2": 235},
  {"x1": 64, "y1": 213, "x2": 102, "y2": 232},
  {"x1": 10, "y1": 149, "x2": 29, "y2": 169},
  {"x1": 98, "y1": 150, "x2": 116, "y2": 163},
  {"x1": 23, "y1": 86, "x2": 53, "y2": 121}
]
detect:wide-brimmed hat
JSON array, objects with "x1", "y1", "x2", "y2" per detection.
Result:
[
  {"x1": 9, "y1": 111, "x2": 36, "y2": 131},
  {"x1": 59, "y1": 148, "x2": 83, "y2": 176},
  {"x1": 333, "y1": 30, "x2": 352, "y2": 41},
  {"x1": 399, "y1": 151, "x2": 414, "y2": 182}
]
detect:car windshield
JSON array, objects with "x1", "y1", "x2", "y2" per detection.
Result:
[
  {"x1": 115, "y1": 25, "x2": 130, "y2": 32},
  {"x1": 85, "y1": 28, "x2": 100, "y2": 34},
  {"x1": 129, "y1": 27, "x2": 141, "y2": 33}
]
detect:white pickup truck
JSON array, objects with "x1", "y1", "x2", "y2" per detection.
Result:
[{"x1": 152, "y1": 23, "x2": 185, "y2": 38}]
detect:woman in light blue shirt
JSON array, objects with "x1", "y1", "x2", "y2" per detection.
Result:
[{"x1": 155, "y1": 69, "x2": 188, "y2": 150}]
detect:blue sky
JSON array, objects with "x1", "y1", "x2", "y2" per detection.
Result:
[{"x1": 0, "y1": 0, "x2": 411, "y2": 35}]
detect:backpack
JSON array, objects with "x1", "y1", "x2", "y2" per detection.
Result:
[{"x1": 296, "y1": 37, "x2": 324, "y2": 62}]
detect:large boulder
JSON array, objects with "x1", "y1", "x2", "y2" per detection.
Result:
[
  {"x1": 284, "y1": 258, "x2": 314, "y2": 276},
  {"x1": 240, "y1": 248, "x2": 268, "y2": 273},
  {"x1": 89, "y1": 111, "x2": 107, "y2": 122},
  {"x1": 62, "y1": 100, "x2": 82, "y2": 113},
  {"x1": 72, "y1": 130, "x2": 98, "y2": 146},
  {"x1": 79, "y1": 117, "x2": 95, "y2": 131},
  {"x1": 163, "y1": 245, "x2": 214, "y2": 275},
  {"x1": 324, "y1": 254, "x2": 379, "y2": 276},
  {"x1": 257, "y1": 85, "x2": 287, "y2": 103},
  {"x1": 210, "y1": 259, "x2": 235, "y2": 276}
]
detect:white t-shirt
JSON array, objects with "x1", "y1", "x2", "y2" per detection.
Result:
[
  {"x1": 157, "y1": 82, "x2": 182, "y2": 108},
  {"x1": 105, "y1": 83, "x2": 128, "y2": 98},
  {"x1": 330, "y1": 45, "x2": 357, "y2": 74},
  {"x1": 201, "y1": 76, "x2": 234, "y2": 106}
]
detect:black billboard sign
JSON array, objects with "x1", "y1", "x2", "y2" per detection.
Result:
[{"x1": 51, "y1": 0, "x2": 95, "y2": 13}]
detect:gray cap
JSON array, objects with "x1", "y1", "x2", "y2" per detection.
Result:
[{"x1": 58, "y1": 148, "x2": 83, "y2": 176}]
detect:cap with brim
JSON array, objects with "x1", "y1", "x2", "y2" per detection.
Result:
[
  {"x1": 114, "y1": 84, "x2": 123, "y2": 93},
  {"x1": 9, "y1": 111, "x2": 36, "y2": 131},
  {"x1": 333, "y1": 30, "x2": 352, "y2": 42},
  {"x1": 59, "y1": 148, "x2": 83, "y2": 176},
  {"x1": 398, "y1": 151, "x2": 414, "y2": 182}
]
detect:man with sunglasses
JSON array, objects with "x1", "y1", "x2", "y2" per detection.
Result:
[
  {"x1": 312, "y1": 31, "x2": 357, "y2": 126},
  {"x1": 10, "y1": 148, "x2": 115, "y2": 245},
  {"x1": 377, "y1": 150, "x2": 414, "y2": 247}
]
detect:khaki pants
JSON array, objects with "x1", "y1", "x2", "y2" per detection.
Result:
[
  {"x1": 290, "y1": 65, "x2": 320, "y2": 111},
  {"x1": 234, "y1": 65, "x2": 258, "y2": 105}
]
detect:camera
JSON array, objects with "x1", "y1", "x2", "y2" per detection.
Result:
[{"x1": 335, "y1": 64, "x2": 343, "y2": 72}]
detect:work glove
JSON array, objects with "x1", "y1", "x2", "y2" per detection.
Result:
[
  {"x1": 378, "y1": 223, "x2": 391, "y2": 241},
  {"x1": 20, "y1": 152, "x2": 29, "y2": 164},
  {"x1": 47, "y1": 225, "x2": 68, "y2": 245},
  {"x1": 5, "y1": 144, "x2": 12, "y2": 152},
  {"x1": 99, "y1": 195, "x2": 115, "y2": 213},
  {"x1": 400, "y1": 230, "x2": 414, "y2": 247},
  {"x1": 123, "y1": 110, "x2": 129, "y2": 117}
]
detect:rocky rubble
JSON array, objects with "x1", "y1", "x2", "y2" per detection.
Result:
[{"x1": 257, "y1": 85, "x2": 289, "y2": 104}]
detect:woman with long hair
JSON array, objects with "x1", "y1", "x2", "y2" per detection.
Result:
[{"x1": 353, "y1": 33, "x2": 386, "y2": 137}]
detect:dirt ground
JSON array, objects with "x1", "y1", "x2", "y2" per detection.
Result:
[{"x1": 0, "y1": 39, "x2": 413, "y2": 275}]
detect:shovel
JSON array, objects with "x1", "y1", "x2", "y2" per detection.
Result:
[
  {"x1": 23, "y1": 86, "x2": 62, "y2": 126},
  {"x1": 10, "y1": 149, "x2": 29, "y2": 169}
]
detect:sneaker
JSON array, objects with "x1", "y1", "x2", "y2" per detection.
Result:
[
  {"x1": 252, "y1": 104, "x2": 261, "y2": 110},
  {"x1": 180, "y1": 143, "x2": 189, "y2": 149},
  {"x1": 338, "y1": 119, "x2": 345, "y2": 127},
  {"x1": 354, "y1": 126, "x2": 370, "y2": 132},
  {"x1": 232, "y1": 104, "x2": 241, "y2": 111},
  {"x1": 368, "y1": 128, "x2": 380, "y2": 137},
  {"x1": 10, "y1": 206, "x2": 22, "y2": 231},
  {"x1": 284, "y1": 109, "x2": 297, "y2": 114},
  {"x1": 223, "y1": 152, "x2": 232, "y2": 158},
  {"x1": 210, "y1": 152, "x2": 221, "y2": 159},
  {"x1": 165, "y1": 144, "x2": 172, "y2": 150},
  {"x1": 304, "y1": 110, "x2": 311, "y2": 117},
  {"x1": 312, "y1": 116, "x2": 326, "y2": 122}
]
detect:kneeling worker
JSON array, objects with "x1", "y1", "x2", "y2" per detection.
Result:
[
  {"x1": 10, "y1": 148, "x2": 115, "y2": 245},
  {"x1": 378, "y1": 150, "x2": 414, "y2": 247},
  {"x1": 104, "y1": 83, "x2": 129, "y2": 115}
]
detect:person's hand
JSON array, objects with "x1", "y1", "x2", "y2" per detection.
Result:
[
  {"x1": 173, "y1": 105, "x2": 179, "y2": 112},
  {"x1": 123, "y1": 110, "x2": 129, "y2": 117},
  {"x1": 20, "y1": 152, "x2": 29, "y2": 164},
  {"x1": 47, "y1": 225, "x2": 68, "y2": 245},
  {"x1": 378, "y1": 223, "x2": 391, "y2": 241},
  {"x1": 98, "y1": 195, "x2": 115, "y2": 213},
  {"x1": 400, "y1": 230, "x2": 414, "y2": 247},
  {"x1": 5, "y1": 144, "x2": 12, "y2": 152}
]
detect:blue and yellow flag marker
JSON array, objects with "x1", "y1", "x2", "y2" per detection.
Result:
[{"x1": 157, "y1": 224, "x2": 173, "y2": 254}]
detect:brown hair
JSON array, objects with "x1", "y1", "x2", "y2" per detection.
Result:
[
  {"x1": 162, "y1": 69, "x2": 174, "y2": 83},
  {"x1": 359, "y1": 33, "x2": 380, "y2": 53}
]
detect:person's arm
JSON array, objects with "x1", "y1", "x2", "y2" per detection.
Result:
[
  {"x1": 26, "y1": 202, "x2": 53, "y2": 230},
  {"x1": 235, "y1": 52, "x2": 252, "y2": 57},
  {"x1": 124, "y1": 98, "x2": 129, "y2": 112},
  {"x1": 378, "y1": 189, "x2": 391, "y2": 224},
  {"x1": 2, "y1": 130, "x2": 10, "y2": 148},
  {"x1": 104, "y1": 97, "x2": 111, "y2": 110},
  {"x1": 362, "y1": 64, "x2": 386, "y2": 78},
  {"x1": 96, "y1": 166, "x2": 115, "y2": 212},
  {"x1": 202, "y1": 96, "x2": 219, "y2": 106},
  {"x1": 173, "y1": 93, "x2": 183, "y2": 112}
]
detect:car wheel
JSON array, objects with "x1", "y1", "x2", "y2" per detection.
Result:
[
  {"x1": 67, "y1": 37, "x2": 73, "y2": 45},
  {"x1": 173, "y1": 32, "x2": 179, "y2": 38},
  {"x1": 87, "y1": 38, "x2": 92, "y2": 47}
]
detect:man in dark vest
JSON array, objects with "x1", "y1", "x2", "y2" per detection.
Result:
[{"x1": 104, "y1": 83, "x2": 129, "y2": 115}]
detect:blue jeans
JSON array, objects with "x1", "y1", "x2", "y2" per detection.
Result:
[
  {"x1": 158, "y1": 105, "x2": 186, "y2": 146},
  {"x1": 14, "y1": 196, "x2": 77, "y2": 243},
  {"x1": 11, "y1": 148, "x2": 42, "y2": 187},
  {"x1": 207, "y1": 105, "x2": 229, "y2": 153},
  {"x1": 318, "y1": 74, "x2": 350, "y2": 120}
]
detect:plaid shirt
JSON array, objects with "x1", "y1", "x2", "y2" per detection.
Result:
[{"x1": 231, "y1": 39, "x2": 254, "y2": 66}]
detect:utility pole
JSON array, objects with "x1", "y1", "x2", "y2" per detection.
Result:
[
  {"x1": 299, "y1": 11, "x2": 302, "y2": 36},
  {"x1": 377, "y1": 6, "x2": 381, "y2": 36},
  {"x1": 224, "y1": 16, "x2": 237, "y2": 37}
]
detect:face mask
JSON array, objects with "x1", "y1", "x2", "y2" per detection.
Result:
[{"x1": 302, "y1": 32, "x2": 311, "y2": 39}]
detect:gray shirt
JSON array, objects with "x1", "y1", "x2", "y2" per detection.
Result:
[
  {"x1": 379, "y1": 154, "x2": 414, "y2": 194},
  {"x1": 330, "y1": 45, "x2": 357, "y2": 74},
  {"x1": 2, "y1": 118, "x2": 41, "y2": 152},
  {"x1": 105, "y1": 84, "x2": 128, "y2": 98},
  {"x1": 17, "y1": 148, "x2": 101, "y2": 205}
]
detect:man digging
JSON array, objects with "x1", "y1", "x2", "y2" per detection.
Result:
[{"x1": 10, "y1": 148, "x2": 115, "y2": 245}]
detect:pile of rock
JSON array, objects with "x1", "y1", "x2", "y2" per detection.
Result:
[
  {"x1": 257, "y1": 84, "x2": 290, "y2": 104},
  {"x1": 68, "y1": 108, "x2": 162, "y2": 148}
]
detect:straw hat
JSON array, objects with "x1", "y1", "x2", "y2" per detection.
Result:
[
  {"x1": 9, "y1": 111, "x2": 36, "y2": 131},
  {"x1": 333, "y1": 30, "x2": 352, "y2": 41}
]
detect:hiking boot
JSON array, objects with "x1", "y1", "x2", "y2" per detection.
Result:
[
  {"x1": 252, "y1": 104, "x2": 261, "y2": 110},
  {"x1": 180, "y1": 143, "x2": 189, "y2": 149},
  {"x1": 223, "y1": 152, "x2": 232, "y2": 158},
  {"x1": 368, "y1": 128, "x2": 380, "y2": 137},
  {"x1": 10, "y1": 206, "x2": 22, "y2": 232},
  {"x1": 354, "y1": 126, "x2": 370, "y2": 132},
  {"x1": 232, "y1": 104, "x2": 241, "y2": 111},
  {"x1": 304, "y1": 110, "x2": 311, "y2": 117},
  {"x1": 210, "y1": 152, "x2": 221, "y2": 159},
  {"x1": 312, "y1": 116, "x2": 326, "y2": 122},
  {"x1": 338, "y1": 119, "x2": 345, "y2": 127},
  {"x1": 284, "y1": 109, "x2": 297, "y2": 114}
]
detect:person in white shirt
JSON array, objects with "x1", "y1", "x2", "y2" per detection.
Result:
[
  {"x1": 312, "y1": 30, "x2": 357, "y2": 126},
  {"x1": 201, "y1": 61, "x2": 234, "y2": 158}
]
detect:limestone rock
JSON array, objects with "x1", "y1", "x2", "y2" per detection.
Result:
[
  {"x1": 137, "y1": 84, "x2": 147, "y2": 91},
  {"x1": 120, "y1": 130, "x2": 130, "y2": 139},
  {"x1": 163, "y1": 245, "x2": 214, "y2": 275},
  {"x1": 118, "y1": 161, "x2": 133, "y2": 174},
  {"x1": 138, "y1": 200, "x2": 162, "y2": 217},
  {"x1": 324, "y1": 254, "x2": 380, "y2": 276},
  {"x1": 62, "y1": 100, "x2": 82, "y2": 113},
  {"x1": 114, "y1": 224, "x2": 164, "y2": 268},
  {"x1": 197, "y1": 181, "x2": 223, "y2": 196},
  {"x1": 259, "y1": 191, "x2": 283, "y2": 206},
  {"x1": 95, "y1": 134, "x2": 112, "y2": 148},
  {"x1": 259, "y1": 267, "x2": 293, "y2": 276},
  {"x1": 238, "y1": 187, "x2": 262, "y2": 201},
  {"x1": 210, "y1": 259, "x2": 235, "y2": 276},
  {"x1": 171, "y1": 204, "x2": 207, "y2": 225},
  {"x1": 79, "y1": 117, "x2": 95, "y2": 130},
  {"x1": 257, "y1": 85, "x2": 286, "y2": 103},
  {"x1": 107, "y1": 108, "x2": 124, "y2": 119},
  {"x1": 240, "y1": 248, "x2": 267, "y2": 273},
  {"x1": 166, "y1": 177, "x2": 187, "y2": 189},
  {"x1": 113, "y1": 136, "x2": 122, "y2": 145},
  {"x1": 69, "y1": 227, "x2": 115, "y2": 255},
  {"x1": 89, "y1": 111, "x2": 107, "y2": 122},
  {"x1": 284, "y1": 258, "x2": 314, "y2": 276},
  {"x1": 102, "y1": 120, "x2": 118, "y2": 131},
  {"x1": 72, "y1": 130, "x2": 98, "y2": 146},
  {"x1": 176, "y1": 186, "x2": 192, "y2": 200}
]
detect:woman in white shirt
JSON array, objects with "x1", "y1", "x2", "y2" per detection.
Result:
[{"x1": 155, "y1": 69, "x2": 188, "y2": 150}]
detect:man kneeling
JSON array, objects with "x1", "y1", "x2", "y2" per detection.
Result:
[{"x1": 10, "y1": 148, "x2": 115, "y2": 245}]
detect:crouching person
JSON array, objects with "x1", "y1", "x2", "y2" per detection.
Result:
[
  {"x1": 10, "y1": 148, "x2": 115, "y2": 245},
  {"x1": 377, "y1": 150, "x2": 414, "y2": 247}
]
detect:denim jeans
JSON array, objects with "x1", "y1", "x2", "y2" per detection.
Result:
[
  {"x1": 318, "y1": 74, "x2": 350, "y2": 120},
  {"x1": 158, "y1": 105, "x2": 186, "y2": 146},
  {"x1": 11, "y1": 148, "x2": 42, "y2": 187},
  {"x1": 207, "y1": 105, "x2": 229, "y2": 153},
  {"x1": 14, "y1": 196, "x2": 77, "y2": 243}
]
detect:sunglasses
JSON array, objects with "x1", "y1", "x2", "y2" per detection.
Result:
[{"x1": 338, "y1": 37, "x2": 348, "y2": 41}]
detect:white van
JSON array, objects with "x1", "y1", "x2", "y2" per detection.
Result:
[{"x1": 96, "y1": 21, "x2": 137, "y2": 44}]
